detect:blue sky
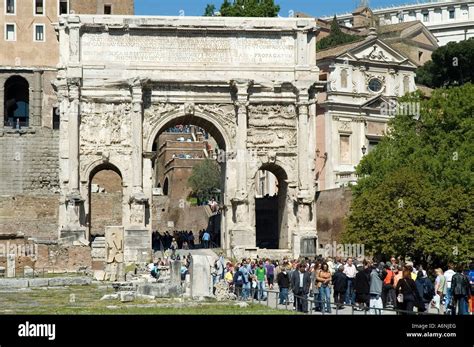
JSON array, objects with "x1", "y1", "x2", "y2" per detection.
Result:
[{"x1": 135, "y1": 0, "x2": 429, "y2": 18}]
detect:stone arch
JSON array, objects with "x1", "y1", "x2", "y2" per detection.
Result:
[
  {"x1": 252, "y1": 161, "x2": 290, "y2": 249},
  {"x1": 145, "y1": 109, "x2": 234, "y2": 153},
  {"x1": 83, "y1": 160, "x2": 126, "y2": 240}
]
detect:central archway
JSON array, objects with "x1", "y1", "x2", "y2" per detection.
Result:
[
  {"x1": 146, "y1": 110, "x2": 232, "y2": 250},
  {"x1": 254, "y1": 163, "x2": 288, "y2": 249}
]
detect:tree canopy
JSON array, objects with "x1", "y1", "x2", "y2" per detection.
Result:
[
  {"x1": 342, "y1": 84, "x2": 474, "y2": 267},
  {"x1": 204, "y1": 4, "x2": 216, "y2": 16},
  {"x1": 415, "y1": 38, "x2": 474, "y2": 88},
  {"x1": 316, "y1": 16, "x2": 362, "y2": 51},
  {"x1": 187, "y1": 159, "x2": 221, "y2": 203},
  {"x1": 205, "y1": 0, "x2": 280, "y2": 17}
]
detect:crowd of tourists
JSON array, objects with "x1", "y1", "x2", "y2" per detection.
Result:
[
  {"x1": 152, "y1": 229, "x2": 220, "y2": 252},
  {"x1": 212, "y1": 255, "x2": 473, "y2": 315}
]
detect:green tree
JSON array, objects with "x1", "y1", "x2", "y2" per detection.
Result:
[
  {"x1": 416, "y1": 38, "x2": 474, "y2": 88},
  {"x1": 316, "y1": 16, "x2": 362, "y2": 51},
  {"x1": 188, "y1": 159, "x2": 221, "y2": 203},
  {"x1": 217, "y1": 0, "x2": 280, "y2": 17},
  {"x1": 204, "y1": 4, "x2": 216, "y2": 16},
  {"x1": 343, "y1": 84, "x2": 474, "y2": 267}
]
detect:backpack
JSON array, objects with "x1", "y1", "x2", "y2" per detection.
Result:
[
  {"x1": 452, "y1": 274, "x2": 468, "y2": 296},
  {"x1": 422, "y1": 280, "x2": 435, "y2": 301},
  {"x1": 234, "y1": 271, "x2": 244, "y2": 286}
]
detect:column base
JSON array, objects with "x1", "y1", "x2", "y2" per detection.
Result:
[
  {"x1": 230, "y1": 224, "x2": 254, "y2": 248},
  {"x1": 59, "y1": 227, "x2": 87, "y2": 246},
  {"x1": 124, "y1": 227, "x2": 151, "y2": 264}
]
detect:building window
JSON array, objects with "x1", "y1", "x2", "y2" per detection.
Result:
[
  {"x1": 4, "y1": 75, "x2": 29, "y2": 128},
  {"x1": 341, "y1": 69, "x2": 348, "y2": 89},
  {"x1": 5, "y1": 24, "x2": 15, "y2": 41},
  {"x1": 34, "y1": 24, "x2": 45, "y2": 41},
  {"x1": 104, "y1": 4, "x2": 112, "y2": 14},
  {"x1": 368, "y1": 140, "x2": 379, "y2": 153},
  {"x1": 368, "y1": 78, "x2": 382, "y2": 93},
  {"x1": 339, "y1": 134, "x2": 350, "y2": 164},
  {"x1": 422, "y1": 11, "x2": 429, "y2": 22},
  {"x1": 403, "y1": 76, "x2": 410, "y2": 94},
  {"x1": 5, "y1": 0, "x2": 15, "y2": 14},
  {"x1": 448, "y1": 8, "x2": 455, "y2": 19},
  {"x1": 34, "y1": 0, "x2": 44, "y2": 15},
  {"x1": 53, "y1": 107, "x2": 60, "y2": 129},
  {"x1": 59, "y1": 0, "x2": 68, "y2": 15},
  {"x1": 418, "y1": 51, "x2": 424, "y2": 63}
]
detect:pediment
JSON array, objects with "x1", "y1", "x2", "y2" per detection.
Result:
[{"x1": 353, "y1": 41, "x2": 405, "y2": 63}]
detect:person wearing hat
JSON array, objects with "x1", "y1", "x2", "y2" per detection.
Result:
[{"x1": 354, "y1": 262, "x2": 370, "y2": 311}]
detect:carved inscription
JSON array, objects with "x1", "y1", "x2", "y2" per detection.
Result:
[{"x1": 81, "y1": 32, "x2": 295, "y2": 65}]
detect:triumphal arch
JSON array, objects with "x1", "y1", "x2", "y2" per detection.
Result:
[{"x1": 55, "y1": 15, "x2": 320, "y2": 262}]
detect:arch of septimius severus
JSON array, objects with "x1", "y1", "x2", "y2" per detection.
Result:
[{"x1": 54, "y1": 15, "x2": 322, "y2": 263}]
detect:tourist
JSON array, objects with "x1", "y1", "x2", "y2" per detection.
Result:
[
  {"x1": 395, "y1": 267, "x2": 420, "y2": 315},
  {"x1": 291, "y1": 263, "x2": 311, "y2": 313},
  {"x1": 255, "y1": 261, "x2": 267, "y2": 301},
  {"x1": 433, "y1": 268, "x2": 446, "y2": 311},
  {"x1": 180, "y1": 264, "x2": 188, "y2": 281},
  {"x1": 393, "y1": 265, "x2": 403, "y2": 288},
  {"x1": 450, "y1": 265, "x2": 471, "y2": 315},
  {"x1": 333, "y1": 265, "x2": 348, "y2": 310},
  {"x1": 444, "y1": 264, "x2": 456, "y2": 313},
  {"x1": 354, "y1": 263, "x2": 370, "y2": 311},
  {"x1": 382, "y1": 263, "x2": 396, "y2": 308},
  {"x1": 202, "y1": 230, "x2": 211, "y2": 248},
  {"x1": 317, "y1": 262, "x2": 332, "y2": 313},
  {"x1": 369, "y1": 263, "x2": 384, "y2": 314},
  {"x1": 311, "y1": 262, "x2": 322, "y2": 311},
  {"x1": 240, "y1": 259, "x2": 251, "y2": 300},
  {"x1": 233, "y1": 265, "x2": 244, "y2": 299},
  {"x1": 415, "y1": 271, "x2": 433, "y2": 312},
  {"x1": 265, "y1": 259, "x2": 275, "y2": 290},
  {"x1": 277, "y1": 266, "x2": 290, "y2": 305},
  {"x1": 343, "y1": 257, "x2": 357, "y2": 305}
]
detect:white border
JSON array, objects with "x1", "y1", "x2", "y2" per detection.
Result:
[
  {"x1": 5, "y1": 23, "x2": 16, "y2": 41},
  {"x1": 33, "y1": 23, "x2": 45, "y2": 42},
  {"x1": 57, "y1": 0, "x2": 69, "y2": 16},
  {"x1": 4, "y1": 0, "x2": 16, "y2": 15},
  {"x1": 33, "y1": 0, "x2": 46, "y2": 16}
]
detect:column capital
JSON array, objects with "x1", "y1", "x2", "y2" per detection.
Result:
[
  {"x1": 234, "y1": 100, "x2": 249, "y2": 109},
  {"x1": 230, "y1": 79, "x2": 253, "y2": 97}
]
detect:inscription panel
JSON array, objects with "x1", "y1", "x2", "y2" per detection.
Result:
[{"x1": 81, "y1": 31, "x2": 295, "y2": 66}]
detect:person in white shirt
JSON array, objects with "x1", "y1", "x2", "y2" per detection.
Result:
[
  {"x1": 344, "y1": 257, "x2": 357, "y2": 305},
  {"x1": 444, "y1": 264, "x2": 456, "y2": 310}
]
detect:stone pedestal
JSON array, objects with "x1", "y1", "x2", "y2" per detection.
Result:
[
  {"x1": 6, "y1": 254, "x2": 15, "y2": 278},
  {"x1": 124, "y1": 227, "x2": 151, "y2": 264},
  {"x1": 169, "y1": 260, "x2": 181, "y2": 287},
  {"x1": 190, "y1": 255, "x2": 213, "y2": 298}
]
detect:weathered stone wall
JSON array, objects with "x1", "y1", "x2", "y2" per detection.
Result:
[
  {"x1": 316, "y1": 187, "x2": 352, "y2": 246},
  {"x1": 0, "y1": 195, "x2": 58, "y2": 238},
  {"x1": 0, "y1": 128, "x2": 59, "y2": 195}
]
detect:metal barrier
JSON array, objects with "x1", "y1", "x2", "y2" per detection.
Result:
[{"x1": 244, "y1": 288, "x2": 439, "y2": 315}]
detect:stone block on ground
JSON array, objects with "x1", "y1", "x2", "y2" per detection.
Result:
[
  {"x1": 136, "y1": 283, "x2": 182, "y2": 298},
  {"x1": 28, "y1": 278, "x2": 49, "y2": 287},
  {"x1": 119, "y1": 291, "x2": 136, "y2": 302},
  {"x1": 190, "y1": 255, "x2": 212, "y2": 298},
  {"x1": 0, "y1": 279, "x2": 29, "y2": 288},
  {"x1": 48, "y1": 277, "x2": 92, "y2": 286}
]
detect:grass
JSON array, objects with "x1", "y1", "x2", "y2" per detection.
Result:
[{"x1": 0, "y1": 285, "x2": 295, "y2": 315}]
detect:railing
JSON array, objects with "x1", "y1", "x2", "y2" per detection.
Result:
[{"x1": 244, "y1": 288, "x2": 439, "y2": 315}]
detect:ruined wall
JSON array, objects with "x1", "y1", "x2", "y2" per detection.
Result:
[
  {"x1": 0, "y1": 128, "x2": 59, "y2": 195},
  {"x1": 0, "y1": 195, "x2": 58, "y2": 239},
  {"x1": 316, "y1": 187, "x2": 352, "y2": 246}
]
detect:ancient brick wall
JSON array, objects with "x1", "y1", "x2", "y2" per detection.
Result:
[
  {"x1": 71, "y1": 0, "x2": 134, "y2": 15},
  {"x1": 0, "y1": 128, "x2": 59, "y2": 195},
  {"x1": 316, "y1": 187, "x2": 352, "y2": 246}
]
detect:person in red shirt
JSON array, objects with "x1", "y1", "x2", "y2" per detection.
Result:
[{"x1": 382, "y1": 263, "x2": 396, "y2": 308}]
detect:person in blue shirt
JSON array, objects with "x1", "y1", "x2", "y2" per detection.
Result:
[{"x1": 202, "y1": 231, "x2": 211, "y2": 248}]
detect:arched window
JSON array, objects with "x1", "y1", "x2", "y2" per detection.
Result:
[
  {"x1": 4, "y1": 75, "x2": 29, "y2": 128},
  {"x1": 341, "y1": 69, "x2": 348, "y2": 89},
  {"x1": 163, "y1": 177, "x2": 169, "y2": 196}
]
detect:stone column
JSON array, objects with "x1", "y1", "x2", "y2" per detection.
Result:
[
  {"x1": 125, "y1": 78, "x2": 150, "y2": 264},
  {"x1": 229, "y1": 80, "x2": 254, "y2": 248},
  {"x1": 6, "y1": 254, "x2": 15, "y2": 278},
  {"x1": 297, "y1": 89, "x2": 310, "y2": 194},
  {"x1": 31, "y1": 70, "x2": 43, "y2": 127}
]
